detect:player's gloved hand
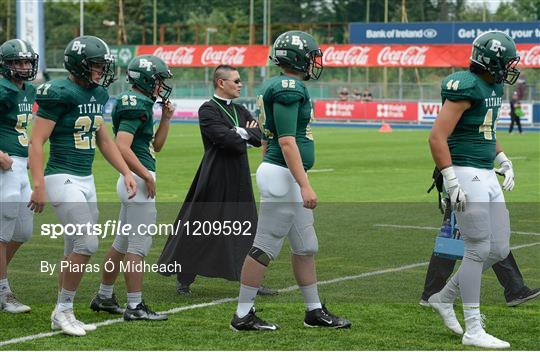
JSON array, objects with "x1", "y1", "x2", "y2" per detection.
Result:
[
  {"x1": 494, "y1": 152, "x2": 514, "y2": 191},
  {"x1": 441, "y1": 166, "x2": 467, "y2": 212},
  {"x1": 0, "y1": 151, "x2": 13, "y2": 170}
]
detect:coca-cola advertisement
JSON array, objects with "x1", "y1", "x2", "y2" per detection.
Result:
[
  {"x1": 136, "y1": 45, "x2": 269, "y2": 67},
  {"x1": 319, "y1": 44, "x2": 539, "y2": 68},
  {"x1": 313, "y1": 100, "x2": 417, "y2": 121},
  {"x1": 136, "y1": 44, "x2": 539, "y2": 68}
]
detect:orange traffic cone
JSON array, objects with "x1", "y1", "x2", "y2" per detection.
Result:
[{"x1": 379, "y1": 121, "x2": 392, "y2": 133}]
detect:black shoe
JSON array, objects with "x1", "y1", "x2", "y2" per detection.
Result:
[
  {"x1": 257, "y1": 286, "x2": 278, "y2": 296},
  {"x1": 90, "y1": 293, "x2": 124, "y2": 314},
  {"x1": 176, "y1": 282, "x2": 192, "y2": 295},
  {"x1": 507, "y1": 287, "x2": 540, "y2": 307},
  {"x1": 230, "y1": 308, "x2": 279, "y2": 331},
  {"x1": 123, "y1": 301, "x2": 168, "y2": 321},
  {"x1": 304, "y1": 305, "x2": 351, "y2": 329}
]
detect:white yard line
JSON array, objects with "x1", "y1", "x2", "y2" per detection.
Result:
[
  {"x1": 1, "y1": 241, "x2": 538, "y2": 347},
  {"x1": 374, "y1": 223, "x2": 540, "y2": 236}
]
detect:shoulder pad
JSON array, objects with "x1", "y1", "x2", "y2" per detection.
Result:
[
  {"x1": 271, "y1": 78, "x2": 305, "y2": 105},
  {"x1": 0, "y1": 83, "x2": 16, "y2": 103},
  {"x1": 0, "y1": 78, "x2": 18, "y2": 93},
  {"x1": 114, "y1": 92, "x2": 151, "y2": 119},
  {"x1": 441, "y1": 71, "x2": 479, "y2": 101},
  {"x1": 35, "y1": 80, "x2": 67, "y2": 102}
]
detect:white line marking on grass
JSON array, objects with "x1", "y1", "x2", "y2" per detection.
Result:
[
  {"x1": 250, "y1": 168, "x2": 334, "y2": 176},
  {"x1": 374, "y1": 224, "x2": 540, "y2": 236},
  {"x1": 1, "y1": 241, "x2": 538, "y2": 347}
]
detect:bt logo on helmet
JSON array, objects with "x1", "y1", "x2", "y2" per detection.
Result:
[
  {"x1": 291, "y1": 36, "x2": 304, "y2": 50},
  {"x1": 139, "y1": 58, "x2": 154, "y2": 71},
  {"x1": 489, "y1": 40, "x2": 506, "y2": 56},
  {"x1": 71, "y1": 41, "x2": 86, "y2": 55}
]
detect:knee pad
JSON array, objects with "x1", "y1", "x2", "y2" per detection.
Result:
[
  {"x1": 464, "y1": 237, "x2": 491, "y2": 262},
  {"x1": 248, "y1": 246, "x2": 272, "y2": 267},
  {"x1": 291, "y1": 227, "x2": 319, "y2": 256},
  {"x1": 457, "y1": 208, "x2": 491, "y2": 241},
  {"x1": 127, "y1": 235, "x2": 152, "y2": 257},
  {"x1": 491, "y1": 206, "x2": 511, "y2": 262},
  {"x1": 73, "y1": 234, "x2": 99, "y2": 256}
]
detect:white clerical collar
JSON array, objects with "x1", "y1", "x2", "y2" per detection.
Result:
[{"x1": 213, "y1": 94, "x2": 232, "y2": 105}]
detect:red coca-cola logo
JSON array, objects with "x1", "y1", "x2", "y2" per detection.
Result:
[
  {"x1": 323, "y1": 46, "x2": 370, "y2": 66},
  {"x1": 152, "y1": 47, "x2": 195, "y2": 66},
  {"x1": 201, "y1": 47, "x2": 247, "y2": 65},
  {"x1": 519, "y1": 45, "x2": 540, "y2": 66},
  {"x1": 377, "y1": 46, "x2": 428, "y2": 66}
]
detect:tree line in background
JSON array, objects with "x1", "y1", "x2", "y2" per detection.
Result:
[{"x1": 0, "y1": 0, "x2": 538, "y2": 92}]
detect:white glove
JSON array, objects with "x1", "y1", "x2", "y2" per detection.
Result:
[
  {"x1": 495, "y1": 152, "x2": 515, "y2": 191},
  {"x1": 441, "y1": 166, "x2": 467, "y2": 212}
]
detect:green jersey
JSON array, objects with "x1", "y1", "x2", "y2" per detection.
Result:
[
  {"x1": 257, "y1": 74, "x2": 315, "y2": 170},
  {"x1": 0, "y1": 78, "x2": 36, "y2": 158},
  {"x1": 441, "y1": 70, "x2": 503, "y2": 169},
  {"x1": 36, "y1": 78, "x2": 109, "y2": 176},
  {"x1": 112, "y1": 90, "x2": 156, "y2": 172}
]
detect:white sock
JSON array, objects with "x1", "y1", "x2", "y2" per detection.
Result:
[
  {"x1": 236, "y1": 284, "x2": 258, "y2": 318},
  {"x1": 300, "y1": 283, "x2": 323, "y2": 311},
  {"x1": 0, "y1": 278, "x2": 11, "y2": 296},
  {"x1": 98, "y1": 283, "x2": 114, "y2": 299},
  {"x1": 56, "y1": 288, "x2": 76, "y2": 311},
  {"x1": 463, "y1": 304, "x2": 481, "y2": 333},
  {"x1": 127, "y1": 292, "x2": 142, "y2": 309}
]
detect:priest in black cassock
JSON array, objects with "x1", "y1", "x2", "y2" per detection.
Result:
[{"x1": 158, "y1": 65, "x2": 274, "y2": 295}]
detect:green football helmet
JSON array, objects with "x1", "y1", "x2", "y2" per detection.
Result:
[
  {"x1": 470, "y1": 31, "x2": 520, "y2": 85},
  {"x1": 270, "y1": 30, "x2": 323, "y2": 81},
  {"x1": 127, "y1": 55, "x2": 173, "y2": 102},
  {"x1": 64, "y1": 35, "x2": 116, "y2": 87},
  {"x1": 0, "y1": 39, "x2": 39, "y2": 81}
]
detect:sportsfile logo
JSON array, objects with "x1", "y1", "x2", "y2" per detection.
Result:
[{"x1": 71, "y1": 40, "x2": 86, "y2": 54}]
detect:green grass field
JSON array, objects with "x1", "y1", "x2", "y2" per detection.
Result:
[{"x1": 1, "y1": 124, "x2": 539, "y2": 350}]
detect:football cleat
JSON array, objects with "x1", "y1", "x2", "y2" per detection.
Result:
[
  {"x1": 419, "y1": 299, "x2": 431, "y2": 308},
  {"x1": 462, "y1": 315, "x2": 510, "y2": 349},
  {"x1": 1, "y1": 293, "x2": 31, "y2": 313},
  {"x1": 304, "y1": 305, "x2": 351, "y2": 329},
  {"x1": 230, "y1": 308, "x2": 279, "y2": 331},
  {"x1": 257, "y1": 286, "x2": 278, "y2": 296},
  {"x1": 506, "y1": 287, "x2": 540, "y2": 307},
  {"x1": 90, "y1": 293, "x2": 124, "y2": 314},
  {"x1": 52, "y1": 318, "x2": 96, "y2": 332},
  {"x1": 428, "y1": 293, "x2": 463, "y2": 335},
  {"x1": 123, "y1": 301, "x2": 168, "y2": 321},
  {"x1": 50, "y1": 309, "x2": 86, "y2": 336}
]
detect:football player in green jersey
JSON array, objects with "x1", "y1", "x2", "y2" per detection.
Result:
[
  {"x1": 0, "y1": 39, "x2": 38, "y2": 314},
  {"x1": 231, "y1": 31, "x2": 350, "y2": 331},
  {"x1": 428, "y1": 31, "x2": 520, "y2": 349},
  {"x1": 90, "y1": 55, "x2": 173, "y2": 321},
  {"x1": 28, "y1": 36, "x2": 137, "y2": 337}
]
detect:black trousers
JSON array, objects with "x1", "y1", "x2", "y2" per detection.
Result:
[
  {"x1": 509, "y1": 114, "x2": 522, "y2": 133},
  {"x1": 421, "y1": 251, "x2": 527, "y2": 302},
  {"x1": 177, "y1": 272, "x2": 197, "y2": 286}
]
